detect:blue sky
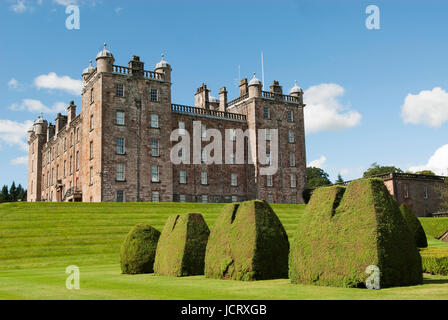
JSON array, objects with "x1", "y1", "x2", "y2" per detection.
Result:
[{"x1": 1, "y1": 0, "x2": 448, "y2": 187}]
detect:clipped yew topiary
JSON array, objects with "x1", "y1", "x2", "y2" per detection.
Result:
[
  {"x1": 400, "y1": 204, "x2": 428, "y2": 248},
  {"x1": 120, "y1": 223, "x2": 161, "y2": 274},
  {"x1": 154, "y1": 213, "x2": 210, "y2": 277},
  {"x1": 289, "y1": 179, "x2": 423, "y2": 288},
  {"x1": 205, "y1": 200, "x2": 289, "y2": 281}
]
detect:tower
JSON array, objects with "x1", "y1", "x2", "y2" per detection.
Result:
[{"x1": 27, "y1": 115, "x2": 47, "y2": 202}]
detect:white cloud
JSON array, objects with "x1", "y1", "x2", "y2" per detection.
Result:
[
  {"x1": 53, "y1": 0, "x2": 78, "y2": 5},
  {"x1": 115, "y1": 7, "x2": 123, "y2": 13},
  {"x1": 308, "y1": 156, "x2": 327, "y2": 169},
  {"x1": 10, "y1": 99, "x2": 67, "y2": 114},
  {"x1": 11, "y1": 156, "x2": 28, "y2": 165},
  {"x1": 304, "y1": 83, "x2": 362, "y2": 134},
  {"x1": 408, "y1": 144, "x2": 448, "y2": 176},
  {"x1": 0, "y1": 119, "x2": 34, "y2": 152},
  {"x1": 8, "y1": 78, "x2": 19, "y2": 90},
  {"x1": 34, "y1": 72, "x2": 82, "y2": 95},
  {"x1": 11, "y1": 0, "x2": 28, "y2": 13},
  {"x1": 401, "y1": 87, "x2": 448, "y2": 128}
]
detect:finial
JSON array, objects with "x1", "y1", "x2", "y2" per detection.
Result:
[
  {"x1": 104, "y1": 42, "x2": 107, "y2": 49},
  {"x1": 161, "y1": 53, "x2": 165, "y2": 60},
  {"x1": 253, "y1": 72, "x2": 256, "y2": 78},
  {"x1": 294, "y1": 80, "x2": 297, "y2": 86},
  {"x1": 89, "y1": 60, "x2": 92, "y2": 66}
]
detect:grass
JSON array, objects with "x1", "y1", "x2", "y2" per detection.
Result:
[{"x1": 1, "y1": 202, "x2": 448, "y2": 300}]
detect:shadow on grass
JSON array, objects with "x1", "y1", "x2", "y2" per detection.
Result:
[{"x1": 423, "y1": 278, "x2": 448, "y2": 285}]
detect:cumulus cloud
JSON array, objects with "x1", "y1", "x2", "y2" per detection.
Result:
[
  {"x1": 8, "y1": 78, "x2": 19, "y2": 90},
  {"x1": 304, "y1": 83, "x2": 362, "y2": 134},
  {"x1": 408, "y1": 144, "x2": 448, "y2": 176},
  {"x1": 401, "y1": 87, "x2": 448, "y2": 128},
  {"x1": 34, "y1": 72, "x2": 82, "y2": 95},
  {"x1": 0, "y1": 119, "x2": 34, "y2": 152},
  {"x1": 11, "y1": 0, "x2": 28, "y2": 13},
  {"x1": 308, "y1": 156, "x2": 327, "y2": 169},
  {"x1": 11, "y1": 156, "x2": 28, "y2": 165},
  {"x1": 53, "y1": 0, "x2": 78, "y2": 5},
  {"x1": 10, "y1": 99, "x2": 67, "y2": 114}
]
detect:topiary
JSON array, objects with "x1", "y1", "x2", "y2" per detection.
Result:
[
  {"x1": 289, "y1": 178, "x2": 423, "y2": 288},
  {"x1": 400, "y1": 204, "x2": 428, "y2": 248},
  {"x1": 205, "y1": 200, "x2": 289, "y2": 281},
  {"x1": 154, "y1": 213, "x2": 210, "y2": 277},
  {"x1": 120, "y1": 223, "x2": 161, "y2": 274}
]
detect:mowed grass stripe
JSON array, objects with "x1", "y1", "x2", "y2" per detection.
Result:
[{"x1": 0, "y1": 202, "x2": 305, "y2": 270}]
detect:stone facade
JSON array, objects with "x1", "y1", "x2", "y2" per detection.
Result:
[
  {"x1": 27, "y1": 46, "x2": 307, "y2": 204},
  {"x1": 380, "y1": 173, "x2": 447, "y2": 217}
]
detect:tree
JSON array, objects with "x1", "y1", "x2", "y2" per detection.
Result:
[
  {"x1": 335, "y1": 173, "x2": 344, "y2": 184},
  {"x1": 17, "y1": 184, "x2": 25, "y2": 202},
  {"x1": 414, "y1": 170, "x2": 436, "y2": 176},
  {"x1": 306, "y1": 167, "x2": 332, "y2": 189},
  {"x1": 0, "y1": 185, "x2": 9, "y2": 203},
  {"x1": 363, "y1": 162, "x2": 403, "y2": 178},
  {"x1": 9, "y1": 182, "x2": 17, "y2": 202}
]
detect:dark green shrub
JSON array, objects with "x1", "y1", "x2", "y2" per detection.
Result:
[
  {"x1": 400, "y1": 204, "x2": 428, "y2": 248},
  {"x1": 205, "y1": 200, "x2": 289, "y2": 281},
  {"x1": 420, "y1": 248, "x2": 448, "y2": 275},
  {"x1": 120, "y1": 223, "x2": 160, "y2": 274},
  {"x1": 289, "y1": 179, "x2": 423, "y2": 288},
  {"x1": 154, "y1": 213, "x2": 210, "y2": 277}
]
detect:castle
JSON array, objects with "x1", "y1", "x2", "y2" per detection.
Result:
[{"x1": 27, "y1": 44, "x2": 307, "y2": 203}]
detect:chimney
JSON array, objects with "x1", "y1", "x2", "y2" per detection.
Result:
[
  {"x1": 195, "y1": 83, "x2": 210, "y2": 109},
  {"x1": 239, "y1": 78, "x2": 248, "y2": 96},
  {"x1": 67, "y1": 101, "x2": 76, "y2": 124},
  {"x1": 47, "y1": 123, "x2": 55, "y2": 141},
  {"x1": 269, "y1": 80, "x2": 283, "y2": 95},
  {"x1": 128, "y1": 55, "x2": 144, "y2": 77},
  {"x1": 219, "y1": 87, "x2": 228, "y2": 112}
]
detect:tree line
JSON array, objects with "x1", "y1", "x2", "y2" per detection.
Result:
[{"x1": 0, "y1": 182, "x2": 27, "y2": 203}]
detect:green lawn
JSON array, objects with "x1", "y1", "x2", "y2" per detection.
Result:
[{"x1": 1, "y1": 202, "x2": 448, "y2": 300}]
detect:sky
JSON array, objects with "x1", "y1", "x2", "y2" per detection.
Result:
[{"x1": 1, "y1": 0, "x2": 448, "y2": 187}]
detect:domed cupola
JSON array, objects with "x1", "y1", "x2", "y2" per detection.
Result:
[
  {"x1": 248, "y1": 73, "x2": 262, "y2": 86},
  {"x1": 82, "y1": 60, "x2": 95, "y2": 75},
  {"x1": 155, "y1": 54, "x2": 171, "y2": 70},
  {"x1": 289, "y1": 80, "x2": 302, "y2": 95},
  {"x1": 96, "y1": 43, "x2": 114, "y2": 60}
]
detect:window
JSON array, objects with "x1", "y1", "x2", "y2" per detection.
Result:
[
  {"x1": 266, "y1": 152, "x2": 271, "y2": 165},
  {"x1": 267, "y1": 194, "x2": 273, "y2": 203},
  {"x1": 201, "y1": 124, "x2": 206, "y2": 140},
  {"x1": 117, "y1": 164, "x2": 125, "y2": 181},
  {"x1": 267, "y1": 175, "x2": 273, "y2": 187},
  {"x1": 70, "y1": 156, "x2": 73, "y2": 174},
  {"x1": 178, "y1": 148, "x2": 186, "y2": 161},
  {"x1": 201, "y1": 148, "x2": 207, "y2": 163},
  {"x1": 180, "y1": 170, "x2": 187, "y2": 184},
  {"x1": 152, "y1": 192, "x2": 160, "y2": 202},
  {"x1": 117, "y1": 191, "x2": 124, "y2": 202},
  {"x1": 76, "y1": 151, "x2": 79, "y2": 170},
  {"x1": 264, "y1": 107, "x2": 270, "y2": 119},
  {"x1": 230, "y1": 152, "x2": 236, "y2": 165},
  {"x1": 76, "y1": 128, "x2": 80, "y2": 142},
  {"x1": 89, "y1": 141, "x2": 93, "y2": 159},
  {"x1": 150, "y1": 114, "x2": 159, "y2": 128},
  {"x1": 231, "y1": 173, "x2": 238, "y2": 186},
  {"x1": 64, "y1": 138, "x2": 67, "y2": 151},
  {"x1": 290, "y1": 174, "x2": 297, "y2": 188},
  {"x1": 232, "y1": 195, "x2": 238, "y2": 203},
  {"x1": 201, "y1": 171, "x2": 207, "y2": 185},
  {"x1": 151, "y1": 139, "x2": 159, "y2": 157},
  {"x1": 179, "y1": 121, "x2": 186, "y2": 135},
  {"x1": 117, "y1": 138, "x2": 125, "y2": 154},
  {"x1": 179, "y1": 194, "x2": 186, "y2": 203},
  {"x1": 265, "y1": 128, "x2": 271, "y2": 141},
  {"x1": 90, "y1": 88, "x2": 94, "y2": 103},
  {"x1": 291, "y1": 196, "x2": 297, "y2": 204},
  {"x1": 89, "y1": 167, "x2": 93, "y2": 185},
  {"x1": 424, "y1": 186, "x2": 428, "y2": 199},
  {"x1": 116, "y1": 84, "x2": 124, "y2": 97},
  {"x1": 152, "y1": 165, "x2": 159, "y2": 182},
  {"x1": 230, "y1": 129, "x2": 236, "y2": 142},
  {"x1": 202, "y1": 195, "x2": 208, "y2": 203},
  {"x1": 64, "y1": 161, "x2": 66, "y2": 177},
  {"x1": 287, "y1": 110, "x2": 294, "y2": 122},
  {"x1": 288, "y1": 130, "x2": 295, "y2": 143},
  {"x1": 150, "y1": 89, "x2": 158, "y2": 102},
  {"x1": 404, "y1": 184, "x2": 409, "y2": 199},
  {"x1": 75, "y1": 178, "x2": 79, "y2": 189},
  {"x1": 90, "y1": 114, "x2": 94, "y2": 131},
  {"x1": 290, "y1": 153, "x2": 296, "y2": 167},
  {"x1": 116, "y1": 111, "x2": 125, "y2": 125}
]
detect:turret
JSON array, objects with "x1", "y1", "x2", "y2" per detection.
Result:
[
  {"x1": 248, "y1": 73, "x2": 262, "y2": 98},
  {"x1": 289, "y1": 81, "x2": 304, "y2": 104},
  {"x1": 82, "y1": 60, "x2": 95, "y2": 82},
  {"x1": 154, "y1": 54, "x2": 172, "y2": 82},
  {"x1": 33, "y1": 115, "x2": 47, "y2": 137},
  {"x1": 96, "y1": 43, "x2": 114, "y2": 73}
]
